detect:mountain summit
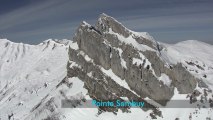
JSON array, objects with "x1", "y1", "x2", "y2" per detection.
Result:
[{"x1": 0, "y1": 14, "x2": 213, "y2": 120}]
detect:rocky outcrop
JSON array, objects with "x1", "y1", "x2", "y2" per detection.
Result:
[{"x1": 67, "y1": 13, "x2": 200, "y2": 115}]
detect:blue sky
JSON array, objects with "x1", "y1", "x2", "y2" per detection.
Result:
[{"x1": 0, "y1": 0, "x2": 212, "y2": 44}]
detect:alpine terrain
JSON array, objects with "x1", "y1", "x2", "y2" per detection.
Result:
[{"x1": 0, "y1": 13, "x2": 213, "y2": 120}]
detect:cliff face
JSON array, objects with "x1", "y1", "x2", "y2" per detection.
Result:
[{"x1": 67, "y1": 13, "x2": 198, "y2": 111}]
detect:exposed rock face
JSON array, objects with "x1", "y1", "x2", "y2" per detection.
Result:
[
  {"x1": 67, "y1": 13, "x2": 199, "y2": 114},
  {"x1": 75, "y1": 22, "x2": 111, "y2": 70},
  {"x1": 96, "y1": 13, "x2": 131, "y2": 38}
]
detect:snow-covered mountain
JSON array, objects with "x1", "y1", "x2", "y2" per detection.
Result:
[
  {"x1": 0, "y1": 39, "x2": 71, "y2": 119},
  {"x1": 0, "y1": 14, "x2": 213, "y2": 120}
]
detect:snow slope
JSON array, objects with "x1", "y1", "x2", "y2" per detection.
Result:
[
  {"x1": 161, "y1": 40, "x2": 213, "y2": 89},
  {"x1": 0, "y1": 39, "x2": 70, "y2": 119}
]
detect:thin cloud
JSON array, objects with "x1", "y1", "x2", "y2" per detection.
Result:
[{"x1": 0, "y1": 0, "x2": 212, "y2": 44}]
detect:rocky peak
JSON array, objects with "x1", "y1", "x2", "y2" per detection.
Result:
[
  {"x1": 96, "y1": 13, "x2": 131, "y2": 38},
  {"x1": 67, "y1": 13, "x2": 211, "y2": 118}
]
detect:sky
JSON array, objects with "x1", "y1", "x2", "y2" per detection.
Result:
[{"x1": 0, "y1": 0, "x2": 213, "y2": 45}]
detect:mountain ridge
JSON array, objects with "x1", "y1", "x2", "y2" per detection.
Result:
[{"x1": 66, "y1": 13, "x2": 213, "y2": 119}]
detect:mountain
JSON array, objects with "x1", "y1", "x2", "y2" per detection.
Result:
[{"x1": 0, "y1": 14, "x2": 213, "y2": 120}]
